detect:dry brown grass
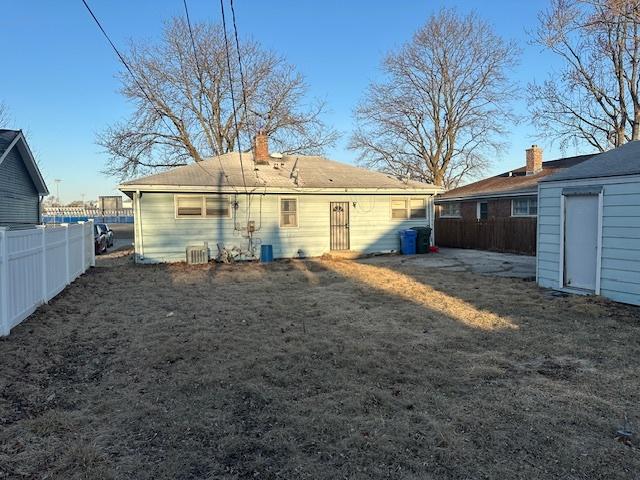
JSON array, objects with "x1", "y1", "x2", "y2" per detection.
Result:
[{"x1": 1, "y1": 250, "x2": 639, "y2": 479}]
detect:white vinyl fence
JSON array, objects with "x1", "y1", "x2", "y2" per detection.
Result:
[{"x1": 0, "y1": 221, "x2": 95, "y2": 335}]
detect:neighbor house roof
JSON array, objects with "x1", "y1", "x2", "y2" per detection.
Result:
[
  {"x1": 541, "y1": 140, "x2": 640, "y2": 182},
  {"x1": 436, "y1": 154, "x2": 595, "y2": 202},
  {"x1": 0, "y1": 129, "x2": 49, "y2": 195},
  {"x1": 120, "y1": 152, "x2": 442, "y2": 193}
]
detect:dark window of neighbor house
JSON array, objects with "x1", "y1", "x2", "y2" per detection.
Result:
[
  {"x1": 478, "y1": 201, "x2": 488, "y2": 220},
  {"x1": 280, "y1": 198, "x2": 298, "y2": 227},
  {"x1": 440, "y1": 202, "x2": 461, "y2": 217},
  {"x1": 512, "y1": 197, "x2": 537, "y2": 216}
]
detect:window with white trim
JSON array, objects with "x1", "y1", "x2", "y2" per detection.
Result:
[
  {"x1": 477, "y1": 201, "x2": 488, "y2": 220},
  {"x1": 391, "y1": 199, "x2": 408, "y2": 219},
  {"x1": 175, "y1": 195, "x2": 230, "y2": 218},
  {"x1": 392, "y1": 197, "x2": 428, "y2": 220},
  {"x1": 512, "y1": 197, "x2": 537, "y2": 217},
  {"x1": 440, "y1": 202, "x2": 461, "y2": 218},
  {"x1": 280, "y1": 198, "x2": 298, "y2": 227}
]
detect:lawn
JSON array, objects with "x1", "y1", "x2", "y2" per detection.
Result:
[{"x1": 1, "y1": 250, "x2": 639, "y2": 479}]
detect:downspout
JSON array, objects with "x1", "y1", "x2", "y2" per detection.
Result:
[
  {"x1": 135, "y1": 190, "x2": 144, "y2": 261},
  {"x1": 38, "y1": 195, "x2": 44, "y2": 224}
]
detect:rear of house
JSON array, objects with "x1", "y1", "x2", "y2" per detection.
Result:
[
  {"x1": 0, "y1": 130, "x2": 48, "y2": 228},
  {"x1": 120, "y1": 134, "x2": 442, "y2": 263},
  {"x1": 435, "y1": 146, "x2": 594, "y2": 255},
  {"x1": 537, "y1": 140, "x2": 640, "y2": 306}
]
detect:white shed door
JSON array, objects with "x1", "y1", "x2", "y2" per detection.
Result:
[{"x1": 564, "y1": 195, "x2": 598, "y2": 290}]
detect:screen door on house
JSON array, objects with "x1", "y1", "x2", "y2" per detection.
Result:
[
  {"x1": 564, "y1": 194, "x2": 598, "y2": 291},
  {"x1": 330, "y1": 202, "x2": 350, "y2": 250}
]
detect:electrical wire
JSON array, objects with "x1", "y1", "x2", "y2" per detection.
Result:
[
  {"x1": 181, "y1": 0, "x2": 238, "y2": 197},
  {"x1": 80, "y1": 0, "x2": 178, "y2": 138},
  {"x1": 219, "y1": 0, "x2": 248, "y2": 195}
]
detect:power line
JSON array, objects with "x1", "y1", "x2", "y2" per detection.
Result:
[
  {"x1": 182, "y1": 0, "x2": 237, "y2": 195},
  {"x1": 229, "y1": 0, "x2": 251, "y2": 149},
  {"x1": 219, "y1": 0, "x2": 248, "y2": 194},
  {"x1": 80, "y1": 0, "x2": 178, "y2": 138}
]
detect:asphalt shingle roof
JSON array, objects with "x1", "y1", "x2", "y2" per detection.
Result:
[
  {"x1": 437, "y1": 154, "x2": 595, "y2": 200},
  {"x1": 541, "y1": 140, "x2": 640, "y2": 182},
  {"x1": 121, "y1": 152, "x2": 439, "y2": 191},
  {"x1": 0, "y1": 129, "x2": 19, "y2": 154}
]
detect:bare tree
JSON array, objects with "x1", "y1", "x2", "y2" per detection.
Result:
[
  {"x1": 350, "y1": 9, "x2": 519, "y2": 188},
  {"x1": 100, "y1": 18, "x2": 338, "y2": 178},
  {"x1": 529, "y1": 0, "x2": 640, "y2": 151}
]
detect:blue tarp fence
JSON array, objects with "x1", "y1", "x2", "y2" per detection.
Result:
[{"x1": 42, "y1": 216, "x2": 134, "y2": 224}]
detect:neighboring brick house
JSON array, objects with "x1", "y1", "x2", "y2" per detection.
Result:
[{"x1": 434, "y1": 146, "x2": 595, "y2": 254}]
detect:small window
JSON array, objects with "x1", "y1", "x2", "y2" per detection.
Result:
[
  {"x1": 477, "y1": 201, "x2": 488, "y2": 220},
  {"x1": 512, "y1": 198, "x2": 537, "y2": 217},
  {"x1": 410, "y1": 198, "x2": 427, "y2": 219},
  {"x1": 391, "y1": 199, "x2": 408, "y2": 219},
  {"x1": 440, "y1": 202, "x2": 461, "y2": 218},
  {"x1": 205, "y1": 197, "x2": 228, "y2": 217},
  {"x1": 280, "y1": 198, "x2": 298, "y2": 227},
  {"x1": 176, "y1": 196, "x2": 204, "y2": 217},
  {"x1": 392, "y1": 197, "x2": 428, "y2": 220},
  {"x1": 175, "y1": 195, "x2": 230, "y2": 218}
]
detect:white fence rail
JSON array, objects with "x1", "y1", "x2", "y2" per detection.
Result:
[{"x1": 0, "y1": 221, "x2": 95, "y2": 336}]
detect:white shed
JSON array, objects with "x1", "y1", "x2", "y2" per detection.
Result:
[{"x1": 537, "y1": 141, "x2": 640, "y2": 306}]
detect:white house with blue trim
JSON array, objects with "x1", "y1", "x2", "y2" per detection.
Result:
[
  {"x1": 119, "y1": 134, "x2": 442, "y2": 263},
  {"x1": 537, "y1": 140, "x2": 640, "y2": 306}
]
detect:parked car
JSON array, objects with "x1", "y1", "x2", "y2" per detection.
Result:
[
  {"x1": 94, "y1": 224, "x2": 108, "y2": 254},
  {"x1": 96, "y1": 223, "x2": 114, "y2": 247}
]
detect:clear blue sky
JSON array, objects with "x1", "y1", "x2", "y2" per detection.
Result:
[{"x1": 1, "y1": 0, "x2": 585, "y2": 203}]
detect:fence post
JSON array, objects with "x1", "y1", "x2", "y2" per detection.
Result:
[
  {"x1": 88, "y1": 219, "x2": 95, "y2": 267},
  {"x1": 78, "y1": 221, "x2": 86, "y2": 272},
  {"x1": 36, "y1": 225, "x2": 48, "y2": 303},
  {"x1": 61, "y1": 223, "x2": 70, "y2": 284},
  {"x1": 0, "y1": 227, "x2": 8, "y2": 336}
]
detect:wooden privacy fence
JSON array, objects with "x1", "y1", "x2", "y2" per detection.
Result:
[
  {"x1": 0, "y1": 221, "x2": 95, "y2": 336},
  {"x1": 434, "y1": 218, "x2": 537, "y2": 255}
]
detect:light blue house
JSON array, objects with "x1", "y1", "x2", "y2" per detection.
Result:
[
  {"x1": 537, "y1": 141, "x2": 640, "y2": 306},
  {"x1": 119, "y1": 134, "x2": 442, "y2": 263}
]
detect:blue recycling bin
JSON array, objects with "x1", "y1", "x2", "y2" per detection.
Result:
[
  {"x1": 260, "y1": 244, "x2": 274, "y2": 262},
  {"x1": 399, "y1": 229, "x2": 417, "y2": 255}
]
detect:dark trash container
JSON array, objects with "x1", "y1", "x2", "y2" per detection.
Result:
[
  {"x1": 399, "y1": 229, "x2": 417, "y2": 255},
  {"x1": 260, "y1": 244, "x2": 273, "y2": 262},
  {"x1": 411, "y1": 226, "x2": 432, "y2": 254}
]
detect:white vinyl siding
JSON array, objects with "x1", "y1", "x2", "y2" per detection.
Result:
[
  {"x1": 537, "y1": 175, "x2": 640, "y2": 306},
  {"x1": 135, "y1": 193, "x2": 435, "y2": 263}
]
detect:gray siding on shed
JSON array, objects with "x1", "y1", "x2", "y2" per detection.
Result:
[
  {"x1": 0, "y1": 146, "x2": 40, "y2": 228},
  {"x1": 537, "y1": 176, "x2": 640, "y2": 306}
]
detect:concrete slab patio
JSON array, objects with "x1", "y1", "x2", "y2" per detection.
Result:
[{"x1": 362, "y1": 248, "x2": 537, "y2": 279}]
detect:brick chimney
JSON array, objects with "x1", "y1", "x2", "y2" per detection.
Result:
[
  {"x1": 526, "y1": 145, "x2": 543, "y2": 175},
  {"x1": 254, "y1": 131, "x2": 269, "y2": 165}
]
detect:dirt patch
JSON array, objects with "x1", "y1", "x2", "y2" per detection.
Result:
[{"x1": 0, "y1": 250, "x2": 639, "y2": 479}]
